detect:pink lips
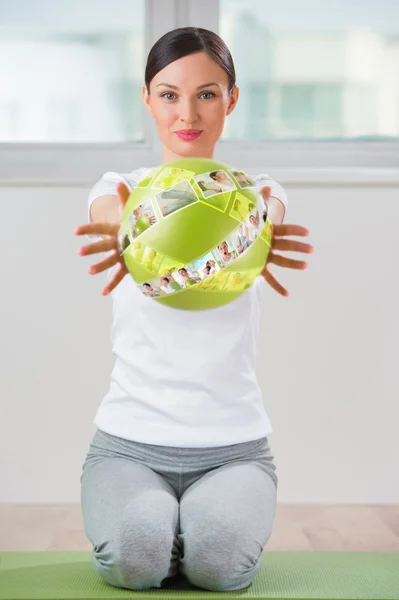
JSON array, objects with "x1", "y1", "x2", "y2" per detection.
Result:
[{"x1": 175, "y1": 129, "x2": 202, "y2": 141}]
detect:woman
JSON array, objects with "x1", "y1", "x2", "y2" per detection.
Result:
[
  {"x1": 236, "y1": 222, "x2": 253, "y2": 253},
  {"x1": 209, "y1": 169, "x2": 235, "y2": 191},
  {"x1": 217, "y1": 240, "x2": 237, "y2": 266},
  {"x1": 177, "y1": 267, "x2": 199, "y2": 287},
  {"x1": 75, "y1": 27, "x2": 313, "y2": 593}
]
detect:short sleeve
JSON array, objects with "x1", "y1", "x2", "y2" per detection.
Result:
[
  {"x1": 253, "y1": 173, "x2": 288, "y2": 220},
  {"x1": 86, "y1": 168, "x2": 151, "y2": 241}
]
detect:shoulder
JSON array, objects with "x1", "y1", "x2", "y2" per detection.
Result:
[
  {"x1": 95, "y1": 167, "x2": 153, "y2": 191},
  {"x1": 88, "y1": 167, "x2": 154, "y2": 204},
  {"x1": 252, "y1": 173, "x2": 288, "y2": 208}
]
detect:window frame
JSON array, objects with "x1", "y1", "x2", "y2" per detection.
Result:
[{"x1": 0, "y1": 0, "x2": 398, "y2": 187}]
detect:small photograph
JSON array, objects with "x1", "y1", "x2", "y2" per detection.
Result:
[
  {"x1": 194, "y1": 170, "x2": 236, "y2": 198},
  {"x1": 215, "y1": 269, "x2": 231, "y2": 287},
  {"x1": 231, "y1": 170, "x2": 256, "y2": 188},
  {"x1": 140, "y1": 247, "x2": 164, "y2": 274},
  {"x1": 152, "y1": 275, "x2": 182, "y2": 295},
  {"x1": 129, "y1": 239, "x2": 145, "y2": 262},
  {"x1": 117, "y1": 221, "x2": 131, "y2": 255},
  {"x1": 152, "y1": 167, "x2": 196, "y2": 190},
  {"x1": 155, "y1": 180, "x2": 198, "y2": 217},
  {"x1": 260, "y1": 219, "x2": 273, "y2": 246},
  {"x1": 230, "y1": 272, "x2": 252, "y2": 292},
  {"x1": 246, "y1": 206, "x2": 263, "y2": 240},
  {"x1": 192, "y1": 252, "x2": 221, "y2": 280},
  {"x1": 229, "y1": 191, "x2": 256, "y2": 223},
  {"x1": 230, "y1": 222, "x2": 254, "y2": 255},
  {"x1": 158, "y1": 255, "x2": 186, "y2": 278},
  {"x1": 213, "y1": 238, "x2": 238, "y2": 268},
  {"x1": 226, "y1": 270, "x2": 260, "y2": 292},
  {"x1": 128, "y1": 199, "x2": 158, "y2": 239},
  {"x1": 196, "y1": 274, "x2": 218, "y2": 291},
  {"x1": 196, "y1": 269, "x2": 229, "y2": 292},
  {"x1": 171, "y1": 265, "x2": 201, "y2": 288},
  {"x1": 138, "y1": 281, "x2": 162, "y2": 297}
]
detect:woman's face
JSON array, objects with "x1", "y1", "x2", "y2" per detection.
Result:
[
  {"x1": 214, "y1": 171, "x2": 227, "y2": 183},
  {"x1": 218, "y1": 241, "x2": 229, "y2": 257},
  {"x1": 143, "y1": 52, "x2": 239, "y2": 161}
]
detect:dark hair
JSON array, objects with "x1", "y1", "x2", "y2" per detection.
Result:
[
  {"x1": 209, "y1": 170, "x2": 223, "y2": 180},
  {"x1": 145, "y1": 27, "x2": 236, "y2": 94}
]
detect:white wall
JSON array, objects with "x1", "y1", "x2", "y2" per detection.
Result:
[{"x1": 0, "y1": 180, "x2": 398, "y2": 504}]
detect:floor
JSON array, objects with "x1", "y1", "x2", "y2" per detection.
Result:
[{"x1": 1, "y1": 504, "x2": 399, "y2": 552}]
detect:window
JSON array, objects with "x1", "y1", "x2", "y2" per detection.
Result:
[
  {"x1": 0, "y1": 0, "x2": 145, "y2": 142},
  {"x1": 220, "y1": 0, "x2": 399, "y2": 141},
  {"x1": 279, "y1": 84, "x2": 343, "y2": 138},
  {"x1": 0, "y1": 0, "x2": 397, "y2": 183}
]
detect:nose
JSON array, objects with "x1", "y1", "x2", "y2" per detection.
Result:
[{"x1": 178, "y1": 98, "x2": 199, "y2": 124}]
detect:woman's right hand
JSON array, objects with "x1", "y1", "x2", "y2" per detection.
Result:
[{"x1": 74, "y1": 182, "x2": 130, "y2": 296}]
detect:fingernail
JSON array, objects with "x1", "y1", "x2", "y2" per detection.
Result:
[{"x1": 78, "y1": 248, "x2": 84, "y2": 255}]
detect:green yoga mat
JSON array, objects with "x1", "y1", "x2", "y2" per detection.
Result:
[{"x1": 0, "y1": 551, "x2": 398, "y2": 600}]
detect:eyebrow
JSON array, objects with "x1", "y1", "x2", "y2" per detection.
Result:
[{"x1": 156, "y1": 82, "x2": 220, "y2": 90}]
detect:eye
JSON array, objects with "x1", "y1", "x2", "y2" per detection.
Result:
[
  {"x1": 200, "y1": 91, "x2": 216, "y2": 99},
  {"x1": 160, "y1": 92, "x2": 177, "y2": 101}
]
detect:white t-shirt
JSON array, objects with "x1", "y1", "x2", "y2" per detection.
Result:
[{"x1": 87, "y1": 167, "x2": 288, "y2": 448}]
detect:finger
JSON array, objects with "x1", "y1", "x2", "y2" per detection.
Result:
[
  {"x1": 78, "y1": 237, "x2": 116, "y2": 256},
  {"x1": 117, "y1": 182, "x2": 131, "y2": 209},
  {"x1": 88, "y1": 251, "x2": 120, "y2": 275},
  {"x1": 74, "y1": 222, "x2": 119, "y2": 236},
  {"x1": 273, "y1": 224, "x2": 310, "y2": 237},
  {"x1": 102, "y1": 265, "x2": 128, "y2": 296},
  {"x1": 271, "y1": 239, "x2": 314, "y2": 253},
  {"x1": 261, "y1": 267, "x2": 289, "y2": 297},
  {"x1": 268, "y1": 251, "x2": 308, "y2": 270}
]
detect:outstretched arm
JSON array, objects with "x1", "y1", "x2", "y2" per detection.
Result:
[{"x1": 260, "y1": 187, "x2": 314, "y2": 297}]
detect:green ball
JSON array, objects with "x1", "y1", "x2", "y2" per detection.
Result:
[{"x1": 118, "y1": 158, "x2": 272, "y2": 310}]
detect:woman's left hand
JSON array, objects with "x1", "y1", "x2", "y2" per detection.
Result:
[{"x1": 259, "y1": 186, "x2": 314, "y2": 297}]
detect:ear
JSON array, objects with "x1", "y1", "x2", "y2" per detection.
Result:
[
  {"x1": 226, "y1": 85, "x2": 239, "y2": 116},
  {"x1": 142, "y1": 84, "x2": 153, "y2": 116}
]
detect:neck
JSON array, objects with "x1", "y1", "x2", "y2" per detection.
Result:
[{"x1": 162, "y1": 145, "x2": 215, "y2": 163}]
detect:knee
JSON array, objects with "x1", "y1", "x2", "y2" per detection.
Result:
[
  {"x1": 92, "y1": 521, "x2": 175, "y2": 591},
  {"x1": 182, "y1": 517, "x2": 262, "y2": 592}
]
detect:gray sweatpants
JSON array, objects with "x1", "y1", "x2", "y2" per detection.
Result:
[{"x1": 80, "y1": 428, "x2": 278, "y2": 592}]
